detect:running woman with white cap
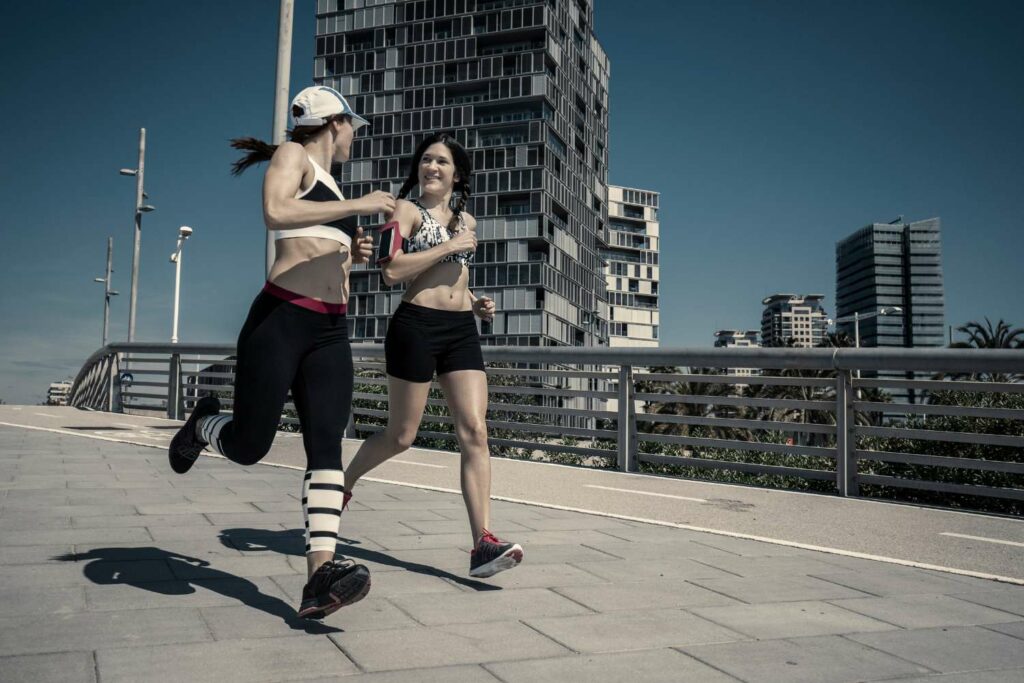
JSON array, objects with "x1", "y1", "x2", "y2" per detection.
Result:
[{"x1": 167, "y1": 86, "x2": 394, "y2": 619}]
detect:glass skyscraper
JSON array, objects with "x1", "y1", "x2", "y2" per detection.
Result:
[
  {"x1": 835, "y1": 218, "x2": 946, "y2": 349},
  {"x1": 313, "y1": 0, "x2": 611, "y2": 348}
]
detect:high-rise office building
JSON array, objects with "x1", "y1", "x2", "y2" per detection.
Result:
[
  {"x1": 604, "y1": 185, "x2": 659, "y2": 347},
  {"x1": 314, "y1": 0, "x2": 611, "y2": 347},
  {"x1": 835, "y1": 217, "x2": 946, "y2": 404},
  {"x1": 760, "y1": 294, "x2": 829, "y2": 348},
  {"x1": 835, "y1": 218, "x2": 946, "y2": 349}
]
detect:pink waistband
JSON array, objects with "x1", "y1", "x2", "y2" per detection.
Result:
[{"x1": 263, "y1": 281, "x2": 348, "y2": 315}]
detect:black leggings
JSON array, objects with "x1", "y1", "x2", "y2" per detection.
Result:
[{"x1": 215, "y1": 288, "x2": 353, "y2": 470}]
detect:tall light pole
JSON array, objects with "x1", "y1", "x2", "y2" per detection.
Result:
[
  {"x1": 93, "y1": 236, "x2": 119, "y2": 346},
  {"x1": 267, "y1": 0, "x2": 294, "y2": 276},
  {"x1": 170, "y1": 226, "x2": 193, "y2": 344},
  {"x1": 830, "y1": 306, "x2": 904, "y2": 383},
  {"x1": 120, "y1": 128, "x2": 156, "y2": 342},
  {"x1": 833, "y1": 306, "x2": 904, "y2": 349}
]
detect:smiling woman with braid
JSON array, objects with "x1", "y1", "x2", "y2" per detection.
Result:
[{"x1": 346, "y1": 132, "x2": 524, "y2": 578}]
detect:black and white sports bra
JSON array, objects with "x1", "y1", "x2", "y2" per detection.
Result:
[
  {"x1": 405, "y1": 200, "x2": 473, "y2": 267},
  {"x1": 269, "y1": 155, "x2": 357, "y2": 248}
]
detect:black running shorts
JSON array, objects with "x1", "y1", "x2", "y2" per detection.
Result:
[{"x1": 385, "y1": 301, "x2": 485, "y2": 383}]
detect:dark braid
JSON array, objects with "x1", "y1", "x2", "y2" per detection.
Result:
[
  {"x1": 229, "y1": 110, "x2": 352, "y2": 176},
  {"x1": 448, "y1": 181, "x2": 471, "y2": 233}
]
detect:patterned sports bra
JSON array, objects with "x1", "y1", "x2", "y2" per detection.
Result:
[{"x1": 405, "y1": 200, "x2": 474, "y2": 267}]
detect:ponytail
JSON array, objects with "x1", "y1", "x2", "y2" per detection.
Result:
[
  {"x1": 229, "y1": 111, "x2": 352, "y2": 175},
  {"x1": 229, "y1": 138, "x2": 278, "y2": 176}
]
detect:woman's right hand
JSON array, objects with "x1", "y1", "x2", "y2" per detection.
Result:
[
  {"x1": 358, "y1": 191, "x2": 396, "y2": 217},
  {"x1": 446, "y1": 228, "x2": 477, "y2": 255}
]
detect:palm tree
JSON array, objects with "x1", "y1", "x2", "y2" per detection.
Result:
[
  {"x1": 952, "y1": 318, "x2": 1024, "y2": 350},
  {"x1": 947, "y1": 318, "x2": 1023, "y2": 382}
]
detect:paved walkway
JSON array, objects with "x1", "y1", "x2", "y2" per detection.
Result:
[{"x1": 1, "y1": 416, "x2": 1024, "y2": 681}]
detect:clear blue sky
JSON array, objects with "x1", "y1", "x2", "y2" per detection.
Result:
[{"x1": 1, "y1": 1, "x2": 1021, "y2": 404}]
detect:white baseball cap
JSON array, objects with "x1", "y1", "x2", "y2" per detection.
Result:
[{"x1": 290, "y1": 86, "x2": 369, "y2": 130}]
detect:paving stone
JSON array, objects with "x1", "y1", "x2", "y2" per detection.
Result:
[
  {"x1": 953, "y1": 588, "x2": 1024, "y2": 618},
  {"x1": 689, "y1": 574, "x2": 873, "y2": 603},
  {"x1": 983, "y1": 620, "x2": 1024, "y2": 641},
  {"x1": 71, "y1": 513, "x2": 213, "y2": 529},
  {"x1": 682, "y1": 634, "x2": 932, "y2": 683},
  {"x1": 201, "y1": 596, "x2": 418, "y2": 639},
  {"x1": 85, "y1": 576, "x2": 290, "y2": 611},
  {"x1": 13, "y1": 504, "x2": 139, "y2": 518},
  {"x1": 811, "y1": 568, "x2": 992, "y2": 597},
  {"x1": 691, "y1": 600, "x2": 896, "y2": 639},
  {"x1": 168, "y1": 555, "x2": 296, "y2": 580},
  {"x1": 0, "y1": 586, "x2": 87, "y2": 616},
  {"x1": 525, "y1": 608, "x2": 745, "y2": 653},
  {"x1": 496, "y1": 542, "x2": 620, "y2": 565},
  {"x1": 830, "y1": 593, "x2": 1024, "y2": 629},
  {"x1": 0, "y1": 608, "x2": 210, "y2": 656},
  {"x1": 485, "y1": 648, "x2": 739, "y2": 683},
  {"x1": 692, "y1": 554, "x2": 850, "y2": 578},
  {"x1": 330, "y1": 621, "x2": 569, "y2": 671},
  {"x1": 303, "y1": 665, "x2": 500, "y2": 683},
  {"x1": 0, "y1": 544, "x2": 74, "y2": 565},
  {"x1": 507, "y1": 515, "x2": 636, "y2": 532},
  {"x1": 147, "y1": 523, "x2": 288, "y2": 542},
  {"x1": 458, "y1": 562, "x2": 608, "y2": 590},
  {"x1": 883, "y1": 669, "x2": 1024, "y2": 682},
  {"x1": 573, "y1": 558, "x2": 734, "y2": 583},
  {"x1": 848, "y1": 625, "x2": 1024, "y2": 673},
  {"x1": 0, "y1": 527, "x2": 153, "y2": 547},
  {"x1": 136, "y1": 502, "x2": 259, "y2": 515},
  {"x1": 95, "y1": 636, "x2": 358, "y2": 682},
  {"x1": 390, "y1": 587, "x2": 591, "y2": 625},
  {"x1": 576, "y1": 539, "x2": 739, "y2": 563},
  {"x1": 552, "y1": 581, "x2": 740, "y2": 612},
  {"x1": 396, "y1": 518, "x2": 534, "y2": 536},
  {"x1": 0, "y1": 651, "x2": 96, "y2": 683}
]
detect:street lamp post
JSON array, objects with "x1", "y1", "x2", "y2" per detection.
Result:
[
  {"x1": 832, "y1": 306, "x2": 904, "y2": 350},
  {"x1": 267, "y1": 0, "x2": 294, "y2": 277},
  {"x1": 120, "y1": 128, "x2": 156, "y2": 342},
  {"x1": 829, "y1": 307, "x2": 904, "y2": 386},
  {"x1": 93, "y1": 236, "x2": 119, "y2": 346},
  {"x1": 170, "y1": 226, "x2": 193, "y2": 344}
]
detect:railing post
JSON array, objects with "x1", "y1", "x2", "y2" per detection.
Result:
[
  {"x1": 836, "y1": 369, "x2": 857, "y2": 496},
  {"x1": 167, "y1": 353, "x2": 183, "y2": 420},
  {"x1": 617, "y1": 365, "x2": 635, "y2": 472}
]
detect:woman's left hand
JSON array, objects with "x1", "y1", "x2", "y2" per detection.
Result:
[
  {"x1": 473, "y1": 296, "x2": 496, "y2": 322},
  {"x1": 351, "y1": 227, "x2": 374, "y2": 265}
]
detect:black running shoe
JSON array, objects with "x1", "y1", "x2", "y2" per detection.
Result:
[
  {"x1": 167, "y1": 396, "x2": 220, "y2": 474},
  {"x1": 297, "y1": 558, "x2": 371, "y2": 620},
  {"x1": 469, "y1": 529, "x2": 523, "y2": 578}
]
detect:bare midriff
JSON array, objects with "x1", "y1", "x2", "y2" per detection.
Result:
[
  {"x1": 268, "y1": 236, "x2": 351, "y2": 304},
  {"x1": 403, "y1": 260, "x2": 472, "y2": 311}
]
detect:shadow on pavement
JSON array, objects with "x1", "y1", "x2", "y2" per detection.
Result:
[
  {"x1": 219, "y1": 527, "x2": 500, "y2": 592},
  {"x1": 53, "y1": 547, "x2": 341, "y2": 634}
]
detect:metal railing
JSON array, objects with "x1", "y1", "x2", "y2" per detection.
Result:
[{"x1": 70, "y1": 343, "x2": 1024, "y2": 511}]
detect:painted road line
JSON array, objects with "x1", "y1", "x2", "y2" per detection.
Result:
[
  {"x1": 584, "y1": 484, "x2": 707, "y2": 503},
  {"x1": 391, "y1": 459, "x2": 447, "y2": 469},
  {"x1": 940, "y1": 532, "x2": 1024, "y2": 549},
  {"x1": 33, "y1": 412, "x2": 59, "y2": 418}
]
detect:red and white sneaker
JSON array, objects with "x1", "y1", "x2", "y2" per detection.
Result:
[{"x1": 469, "y1": 529, "x2": 523, "y2": 578}]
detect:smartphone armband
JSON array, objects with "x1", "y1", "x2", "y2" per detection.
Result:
[{"x1": 376, "y1": 221, "x2": 409, "y2": 265}]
